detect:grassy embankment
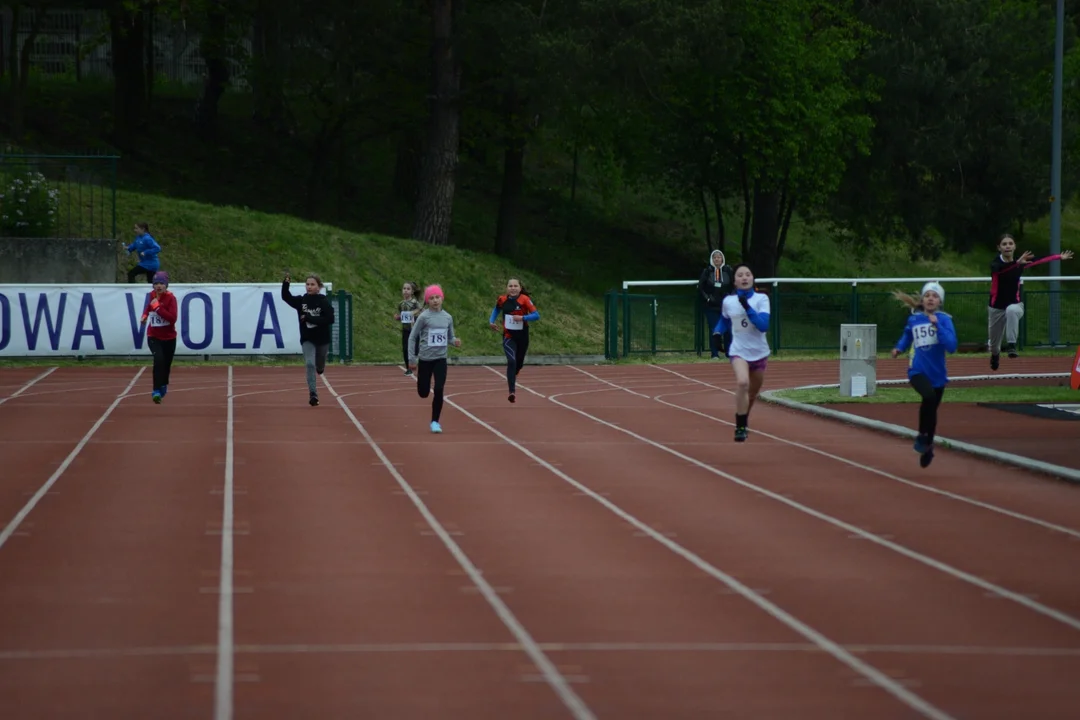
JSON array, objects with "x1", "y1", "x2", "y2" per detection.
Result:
[{"x1": 6, "y1": 77, "x2": 1080, "y2": 364}]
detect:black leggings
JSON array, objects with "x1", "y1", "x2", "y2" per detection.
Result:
[
  {"x1": 417, "y1": 358, "x2": 447, "y2": 422},
  {"x1": 128, "y1": 265, "x2": 155, "y2": 283},
  {"x1": 909, "y1": 373, "x2": 945, "y2": 439},
  {"x1": 401, "y1": 325, "x2": 413, "y2": 367},
  {"x1": 503, "y1": 333, "x2": 529, "y2": 393},
  {"x1": 148, "y1": 337, "x2": 176, "y2": 390}
]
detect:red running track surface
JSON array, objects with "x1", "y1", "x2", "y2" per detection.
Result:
[{"x1": 0, "y1": 357, "x2": 1078, "y2": 719}]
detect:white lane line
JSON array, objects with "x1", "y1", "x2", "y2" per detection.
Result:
[
  {"x1": 4, "y1": 641, "x2": 1080, "y2": 661},
  {"x1": 323, "y1": 376, "x2": 597, "y2": 720},
  {"x1": 634, "y1": 364, "x2": 1080, "y2": 540},
  {"x1": 0, "y1": 367, "x2": 57, "y2": 406},
  {"x1": 443, "y1": 397, "x2": 956, "y2": 720},
  {"x1": 215, "y1": 366, "x2": 235, "y2": 720},
  {"x1": 0, "y1": 368, "x2": 144, "y2": 551},
  {"x1": 531, "y1": 372, "x2": 1080, "y2": 636},
  {"x1": 480, "y1": 366, "x2": 549, "y2": 398}
]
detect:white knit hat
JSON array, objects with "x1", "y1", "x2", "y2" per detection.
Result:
[{"x1": 921, "y1": 281, "x2": 944, "y2": 304}]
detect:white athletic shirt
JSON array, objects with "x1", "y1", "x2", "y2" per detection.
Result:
[{"x1": 722, "y1": 292, "x2": 771, "y2": 362}]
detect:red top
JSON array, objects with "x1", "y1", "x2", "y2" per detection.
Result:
[
  {"x1": 142, "y1": 291, "x2": 178, "y2": 340},
  {"x1": 495, "y1": 293, "x2": 537, "y2": 340}
]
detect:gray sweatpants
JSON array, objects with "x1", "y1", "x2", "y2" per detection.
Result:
[
  {"x1": 988, "y1": 303, "x2": 1024, "y2": 353},
  {"x1": 302, "y1": 341, "x2": 330, "y2": 394}
]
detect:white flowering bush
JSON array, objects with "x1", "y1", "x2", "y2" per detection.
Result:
[{"x1": 0, "y1": 171, "x2": 61, "y2": 238}]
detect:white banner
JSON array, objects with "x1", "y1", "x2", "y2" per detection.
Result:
[{"x1": 0, "y1": 283, "x2": 334, "y2": 357}]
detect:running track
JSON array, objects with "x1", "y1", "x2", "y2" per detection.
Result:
[{"x1": 0, "y1": 357, "x2": 1077, "y2": 719}]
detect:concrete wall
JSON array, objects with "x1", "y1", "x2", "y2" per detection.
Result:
[{"x1": 0, "y1": 237, "x2": 118, "y2": 284}]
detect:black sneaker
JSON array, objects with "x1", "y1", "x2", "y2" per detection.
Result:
[
  {"x1": 920, "y1": 448, "x2": 935, "y2": 468},
  {"x1": 990, "y1": 353, "x2": 1000, "y2": 371},
  {"x1": 309, "y1": 394, "x2": 319, "y2": 406},
  {"x1": 1005, "y1": 342, "x2": 1018, "y2": 359},
  {"x1": 734, "y1": 426, "x2": 748, "y2": 442},
  {"x1": 508, "y1": 393, "x2": 516, "y2": 403}
]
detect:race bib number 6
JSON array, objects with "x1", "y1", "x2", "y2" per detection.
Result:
[
  {"x1": 504, "y1": 315, "x2": 524, "y2": 330},
  {"x1": 428, "y1": 328, "x2": 448, "y2": 347},
  {"x1": 912, "y1": 323, "x2": 938, "y2": 348}
]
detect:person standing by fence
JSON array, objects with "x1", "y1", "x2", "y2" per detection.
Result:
[
  {"x1": 699, "y1": 250, "x2": 734, "y2": 358},
  {"x1": 987, "y1": 233, "x2": 1073, "y2": 370}
]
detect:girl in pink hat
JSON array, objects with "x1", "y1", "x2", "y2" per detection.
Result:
[{"x1": 407, "y1": 284, "x2": 462, "y2": 433}]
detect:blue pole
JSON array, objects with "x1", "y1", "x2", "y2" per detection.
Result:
[{"x1": 1049, "y1": 0, "x2": 1064, "y2": 345}]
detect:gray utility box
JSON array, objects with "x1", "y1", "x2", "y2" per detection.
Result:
[{"x1": 840, "y1": 324, "x2": 877, "y2": 397}]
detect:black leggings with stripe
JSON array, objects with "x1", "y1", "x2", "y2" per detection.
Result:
[{"x1": 503, "y1": 333, "x2": 529, "y2": 393}]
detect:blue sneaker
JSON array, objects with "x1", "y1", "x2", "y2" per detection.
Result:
[
  {"x1": 160, "y1": 385, "x2": 168, "y2": 397},
  {"x1": 152, "y1": 390, "x2": 162, "y2": 404},
  {"x1": 430, "y1": 421, "x2": 442, "y2": 434},
  {"x1": 913, "y1": 434, "x2": 932, "y2": 454}
]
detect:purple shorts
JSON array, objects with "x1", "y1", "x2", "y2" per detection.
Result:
[{"x1": 731, "y1": 356, "x2": 768, "y2": 373}]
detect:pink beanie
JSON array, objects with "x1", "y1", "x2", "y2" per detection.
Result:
[{"x1": 424, "y1": 284, "x2": 444, "y2": 304}]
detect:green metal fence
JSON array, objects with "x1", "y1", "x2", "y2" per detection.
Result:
[
  {"x1": 603, "y1": 277, "x2": 1080, "y2": 358},
  {"x1": 329, "y1": 289, "x2": 354, "y2": 363},
  {"x1": 0, "y1": 153, "x2": 119, "y2": 241}
]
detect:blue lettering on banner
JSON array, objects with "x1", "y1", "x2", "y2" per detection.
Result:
[
  {"x1": 0, "y1": 294, "x2": 9, "y2": 351},
  {"x1": 20, "y1": 292, "x2": 65, "y2": 351},
  {"x1": 125, "y1": 293, "x2": 150, "y2": 349},
  {"x1": 72, "y1": 293, "x2": 103, "y2": 351},
  {"x1": 222, "y1": 292, "x2": 246, "y2": 349},
  {"x1": 181, "y1": 292, "x2": 213, "y2": 350},
  {"x1": 253, "y1": 292, "x2": 284, "y2": 349}
]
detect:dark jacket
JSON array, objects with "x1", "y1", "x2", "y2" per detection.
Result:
[
  {"x1": 698, "y1": 251, "x2": 734, "y2": 310},
  {"x1": 281, "y1": 279, "x2": 335, "y2": 346}
]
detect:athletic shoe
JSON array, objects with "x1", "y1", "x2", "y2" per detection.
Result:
[
  {"x1": 1005, "y1": 342, "x2": 1018, "y2": 359},
  {"x1": 734, "y1": 426, "x2": 748, "y2": 442},
  {"x1": 430, "y1": 421, "x2": 442, "y2": 433},
  {"x1": 309, "y1": 393, "x2": 319, "y2": 406},
  {"x1": 920, "y1": 448, "x2": 935, "y2": 468},
  {"x1": 160, "y1": 385, "x2": 168, "y2": 397},
  {"x1": 152, "y1": 390, "x2": 162, "y2": 404},
  {"x1": 404, "y1": 369, "x2": 413, "y2": 376},
  {"x1": 913, "y1": 433, "x2": 932, "y2": 454},
  {"x1": 508, "y1": 393, "x2": 516, "y2": 403},
  {"x1": 990, "y1": 353, "x2": 999, "y2": 371}
]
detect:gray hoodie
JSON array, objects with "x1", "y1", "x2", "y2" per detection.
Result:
[
  {"x1": 698, "y1": 250, "x2": 734, "y2": 309},
  {"x1": 407, "y1": 308, "x2": 458, "y2": 364}
]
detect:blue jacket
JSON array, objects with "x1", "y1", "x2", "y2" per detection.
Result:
[
  {"x1": 126, "y1": 233, "x2": 161, "y2": 271},
  {"x1": 893, "y1": 311, "x2": 958, "y2": 387}
]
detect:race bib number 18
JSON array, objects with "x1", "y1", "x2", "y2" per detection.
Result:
[
  {"x1": 504, "y1": 315, "x2": 523, "y2": 330},
  {"x1": 912, "y1": 323, "x2": 938, "y2": 348},
  {"x1": 401, "y1": 311, "x2": 413, "y2": 324},
  {"x1": 428, "y1": 328, "x2": 448, "y2": 347},
  {"x1": 148, "y1": 312, "x2": 168, "y2": 327}
]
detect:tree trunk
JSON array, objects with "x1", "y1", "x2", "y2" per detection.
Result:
[
  {"x1": 393, "y1": 126, "x2": 423, "y2": 204},
  {"x1": 251, "y1": 0, "x2": 288, "y2": 134},
  {"x1": 699, "y1": 184, "x2": 712, "y2": 256},
  {"x1": 494, "y1": 85, "x2": 525, "y2": 257},
  {"x1": 108, "y1": 1, "x2": 147, "y2": 141},
  {"x1": 194, "y1": 0, "x2": 229, "y2": 141},
  {"x1": 411, "y1": 0, "x2": 462, "y2": 246},
  {"x1": 748, "y1": 186, "x2": 781, "y2": 279},
  {"x1": 711, "y1": 185, "x2": 725, "y2": 253},
  {"x1": 8, "y1": 4, "x2": 50, "y2": 139}
]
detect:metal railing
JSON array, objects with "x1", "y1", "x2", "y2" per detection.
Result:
[{"x1": 604, "y1": 276, "x2": 1080, "y2": 357}]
